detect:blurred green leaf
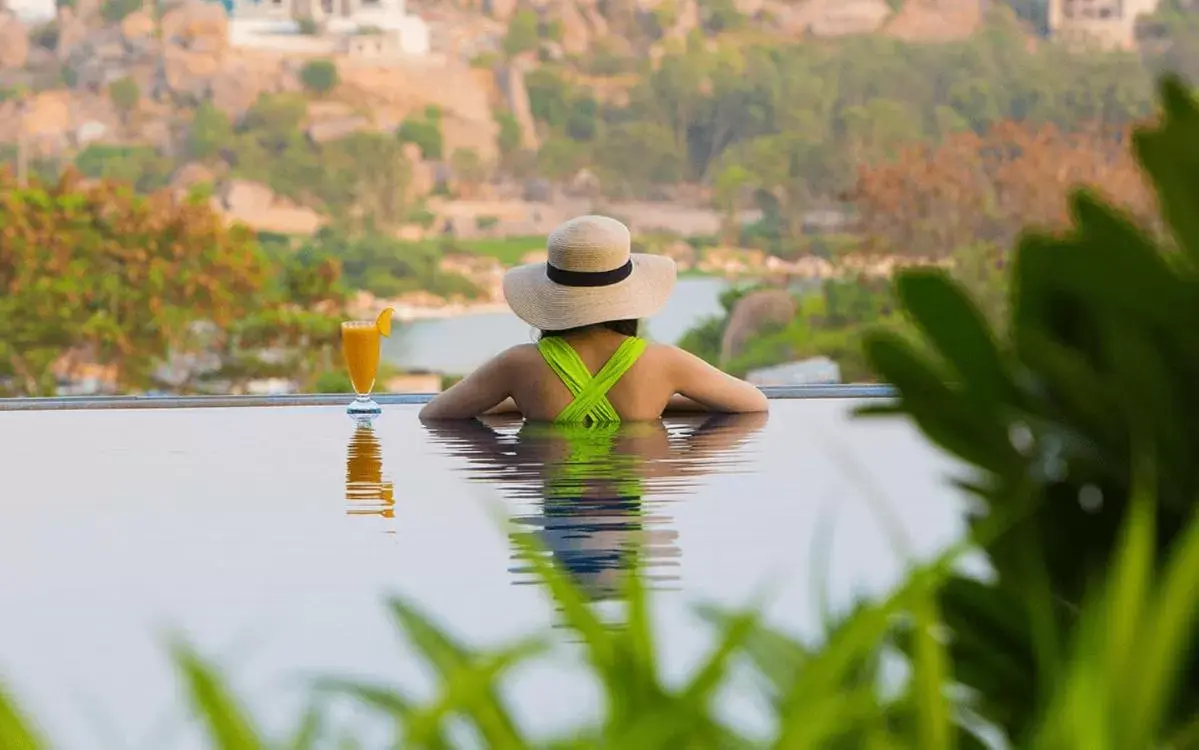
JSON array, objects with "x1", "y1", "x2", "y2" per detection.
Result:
[
  {"x1": 171, "y1": 641, "x2": 266, "y2": 750},
  {"x1": 1132, "y1": 74, "x2": 1199, "y2": 267},
  {"x1": 861, "y1": 331, "x2": 1021, "y2": 474},
  {"x1": 0, "y1": 683, "x2": 45, "y2": 750},
  {"x1": 895, "y1": 269, "x2": 1010, "y2": 408}
]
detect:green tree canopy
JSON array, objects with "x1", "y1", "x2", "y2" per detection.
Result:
[
  {"x1": 187, "y1": 102, "x2": 234, "y2": 161},
  {"x1": 503, "y1": 10, "x2": 540, "y2": 57},
  {"x1": 300, "y1": 59, "x2": 340, "y2": 95},
  {"x1": 108, "y1": 76, "x2": 140, "y2": 117}
]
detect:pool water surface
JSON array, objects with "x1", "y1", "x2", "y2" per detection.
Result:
[{"x1": 0, "y1": 400, "x2": 965, "y2": 749}]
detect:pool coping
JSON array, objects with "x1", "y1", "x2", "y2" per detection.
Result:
[{"x1": 0, "y1": 385, "x2": 896, "y2": 412}]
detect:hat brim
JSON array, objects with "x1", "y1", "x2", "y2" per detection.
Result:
[{"x1": 502, "y1": 253, "x2": 678, "y2": 331}]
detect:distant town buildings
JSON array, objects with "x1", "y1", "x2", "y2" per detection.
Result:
[
  {"x1": 228, "y1": 0, "x2": 430, "y2": 57},
  {"x1": 3, "y1": 0, "x2": 53, "y2": 22},
  {"x1": 1048, "y1": 0, "x2": 1162, "y2": 50}
]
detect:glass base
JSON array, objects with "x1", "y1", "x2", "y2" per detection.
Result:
[{"x1": 347, "y1": 396, "x2": 382, "y2": 417}]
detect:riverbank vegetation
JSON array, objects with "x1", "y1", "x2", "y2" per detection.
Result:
[
  {"x1": 0, "y1": 170, "x2": 348, "y2": 396},
  {"x1": 675, "y1": 104, "x2": 1150, "y2": 380},
  {"x1": 3, "y1": 75, "x2": 1199, "y2": 745}
]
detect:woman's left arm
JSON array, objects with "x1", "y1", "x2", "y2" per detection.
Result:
[
  {"x1": 418, "y1": 347, "x2": 522, "y2": 421},
  {"x1": 482, "y1": 397, "x2": 521, "y2": 415}
]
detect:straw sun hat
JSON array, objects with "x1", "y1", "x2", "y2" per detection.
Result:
[{"x1": 502, "y1": 215, "x2": 678, "y2": 331}]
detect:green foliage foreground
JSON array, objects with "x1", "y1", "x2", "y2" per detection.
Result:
[
  {"x1": 5, "y1": 75, "x2": 1199, "y2": 750},
  {"x1": 860, "y1": 72, "x2": 1199, "y2": 746},
  {"x1": 2, "y1": 507, "x2": 1198, "y2": 749}
]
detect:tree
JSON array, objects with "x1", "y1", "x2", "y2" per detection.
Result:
[
  {"x1": 187, "y1": 102, "x2": 234, "y2": 161},
  {"x1": 0, "y1": 169, "x2": 268, "y2": 395},
  {"x1": 321, "y1": 132, "x2": 413, "y2": 229},
  {"x1": 108, "y1": 76, "x2": 140, "y2": 123},
  {"x1": 396, "y1": 108, "x2": 443, "y2": 160},
  {"x1": 300, "y1": 59, "x2": 340, "y2": 96},
  {"x1": 697, "y1": 0, "x2": 744, "y2": 34},
  {"x1": 849, "y1": 120, "x2": 1156, "y2": 260},
  {"x1": 525, "y1": 68, "x2": 573, "y2": 127},
  {"x1": 449, "y1": 148, "x2": 487, "y2": 197},
  {"x1": 593, "y1": 122, "x2": 684, "y2": 196},
  {"x1": 230, "y1": 93, "x2": 323, "y2": 202},
  {"x1": 211, "y1": 239, "x2": 347, "y2": 393},
  {"x1": 502, "y1": 10, "x2": 539, "y2": 57},
  {"x1": 514, "y1": 27, "x2": 1156, "y2": 213},
  {"x1": 309, "y1": 228, "x2": 480, "y2": 299},
  {"x1": 495, "y1": 109, "x2": 522, "y2": 157},
  {"x1": 713, "y1": 163, "x2": 752, "y2": 243},
  {"x1": 101, "y1": 0, "x2": 140, "y2": 22},
  {"x1": 565, "y1": 97, "x2": 599, "y2": 141},
  {"x1": 723, "y1": 133, "x2": 822, "y2": 243},
  {"x1": 74, "y1": 144, "x2": 173, "y2": 193}
]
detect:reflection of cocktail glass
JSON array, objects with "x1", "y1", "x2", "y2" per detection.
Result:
[
  {"x1": 346, "y1": 420, "x2": 395, "y2": 522},
  {"x1": 341, "y1": 308, "x2": 394, "y2": 416}
]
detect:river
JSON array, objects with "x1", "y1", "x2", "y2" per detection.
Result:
[{"x1": 382, "y1": 276, "x2": 729, "y2": 374}]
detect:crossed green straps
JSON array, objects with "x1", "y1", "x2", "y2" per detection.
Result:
[{"x1": 536, "y1": 336, "x2": 648, "y2": 425}]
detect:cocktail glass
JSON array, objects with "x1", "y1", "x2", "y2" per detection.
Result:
[{"x1": 341, "y1": 307, "x2": 395, "y2": 416}]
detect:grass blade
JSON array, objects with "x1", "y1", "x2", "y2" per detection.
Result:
[{"x1": 171, "y1": 641, "x2": 266, "y2": 750}]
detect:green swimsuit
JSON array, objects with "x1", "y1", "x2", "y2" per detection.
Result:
[
  {"x1": 524, "y1": 335, "x2": 649, "y2": 499},
  {"x1": 536, "y1": 335, "x2": 647, "y2": 426}
]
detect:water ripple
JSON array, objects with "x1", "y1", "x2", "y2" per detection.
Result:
[{"x1": 422, "y1": 413, "x2": 768, "y2": 602}]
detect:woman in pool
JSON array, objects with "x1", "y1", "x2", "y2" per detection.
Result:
[{"x1": 419, "y1": 215, "x2": 768, "y2": 422}]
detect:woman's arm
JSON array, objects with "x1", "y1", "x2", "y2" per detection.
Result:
[
  {"x1": 418, "y1": 348, "x2": 522, "y2": 421},
  {"x1": 663, "y1": 394, "x2": 711, "y2": 413},
  {"x1": 482, "y1": 397, "x2": 522, "y2": 415},
  {"x1": 668, "y1": 347, "x2": 769, "y2": 413}
]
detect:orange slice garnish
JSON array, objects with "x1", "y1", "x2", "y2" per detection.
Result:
[{"x1": 375, "y1": 307, "x2": 395, "y2": 337}]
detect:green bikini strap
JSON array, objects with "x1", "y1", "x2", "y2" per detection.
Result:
[{"x1": 537, "y1": 337, "x2": 647, "y2": 425}]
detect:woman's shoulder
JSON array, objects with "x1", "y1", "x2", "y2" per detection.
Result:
[
  {"x1": 641, "y1": 341, "x2": 696, "y2": 362},
  {"x1": 496, "y1": 343, "x2": 543, "y2": 363},
  {"x1": 636, "y1": 341, "x2": 696, "y2": 370}
]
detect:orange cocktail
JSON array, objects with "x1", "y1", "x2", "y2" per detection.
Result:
[
  {"x1": 342, "y1": 322, "x2": 381, "y2": 394},
  {"x1": 341, "y1": 307, "x2": 394, "y2": 416}
]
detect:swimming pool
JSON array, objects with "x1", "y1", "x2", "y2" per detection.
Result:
[{"x1": 0, "y1": 395, "x2": 966, "y2": 748}]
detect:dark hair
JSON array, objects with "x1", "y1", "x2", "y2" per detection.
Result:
[{"x1": 538, "y1": 319, "x2": 639, "y2": 340}]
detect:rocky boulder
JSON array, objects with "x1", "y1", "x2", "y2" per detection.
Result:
[
  {"x1": 719, "y1": 288, "x2": 797, "y2": 367},
  {"x1": 483, "y1": 0, "x2": 518, "y2": 21},
  {"x1": 0, "y1": 12, "x2": 30, "y2": 71},
  {"x1": 161, "y1": 0, "x2": 229, "y2": 52},
  {"x1": 171, "y1": 162, "x2": 218, "y2": 198},
  {"x1": 221, "y1": 179, "x2": 276, "y2": 214},
  {"x1": 62, "y1": 25, "x2": 136, "y2": 90},
  {"x1": 403, "y1": 142, "x2": 437, "y2": 196},
  {"x1": 164, "y1": 45, "x2": 224, "y2": 98},
  {"x1": 555, "y1": 0, "x2": 592, "y2": 55},
  {"x1": 496, "y1": 63, "x2": 539, "y2": 150},
  {"x1": 55, "y1": 6, "x2": 90, "y2": 61},
  {"x1": 120, "y1": 9, "x2": 156, "y2": 45},
  {"x1": 209, "y1": 60, "x2": 268, "y2": 117},
  {"x1": 883, "y1": 0, "x2": 982, "y2": 42}
]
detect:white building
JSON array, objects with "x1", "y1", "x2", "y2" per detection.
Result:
[
  {"x1": 4, "y1": 0, "x2": 54, "y2": 23},
  {"x1": 229, "y1": 0, "x2": 430, "y2": 57},
  {"x1": 1048, "y1": 0, "x2": 1161, "y2": 50}
]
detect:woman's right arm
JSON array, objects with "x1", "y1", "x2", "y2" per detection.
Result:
[{"x1": 668, "y1": 347, "x2": 769, "y2": 413}]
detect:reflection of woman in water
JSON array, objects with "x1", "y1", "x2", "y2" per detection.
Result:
[
  {"x1": 423, "y1": 413, "x2": 767, "y2": 600},
  {"x1": 345, "y1": 420, "x2": 395, "y2": 521}
]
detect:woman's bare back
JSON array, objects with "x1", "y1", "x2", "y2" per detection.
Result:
[{"x1": 419, "y1": 328, "x2": 768, "y2": 422}]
